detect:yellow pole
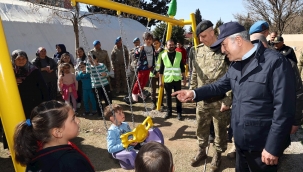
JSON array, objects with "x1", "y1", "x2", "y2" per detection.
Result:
[
  {"x1": 71, "y1": 0, "x2": 185, "y2": 26},
  {"x1": 156, "y1": 22, "x2": 173, "y2": 111},
  {"x1": 0, "y1": 18, "x2": 26, "y2": 171},
  {"x1": 190, "y1": 13, "x2": 198, "y2": 48}
]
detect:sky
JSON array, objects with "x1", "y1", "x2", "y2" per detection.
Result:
[
  {"x1": 174, "y1": 0, "x2": 246, "y2": 26},
  {"x1": 81, "y1": 0, "x2": 247, "y2": 29}
]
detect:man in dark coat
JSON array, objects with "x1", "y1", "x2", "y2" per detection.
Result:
[{"x1": 172, "y1": 22, "x2": 296, "y2": 172}]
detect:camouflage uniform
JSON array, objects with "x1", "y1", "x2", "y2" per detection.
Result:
[
  {"x1": 298, "y1": 52, "x2": 303, "y2": 82},
  {"x1": 190, "y1": 44, "x2": 231, "y2": 153},
  {"x1": 89, "y1": 48, "x2": 111, "y2": 70},
  {"x1": 111, "y1": 45, "x2": 129, "y2": 93},
  {"x1": 129, "y1": 47, "x2": 137, "y2": 87}
]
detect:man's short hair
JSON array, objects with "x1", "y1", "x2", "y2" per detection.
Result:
[
  {"x1": 104, "y1": 104, "x2": 123, "y2": 120},
  {"x1": 135, "y1": 142, "x2": 173, "y2": 172}
]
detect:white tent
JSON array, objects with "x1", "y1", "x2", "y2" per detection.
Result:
[{"x1": 0, "y1": 0, "x2": 146, "y2": 61}]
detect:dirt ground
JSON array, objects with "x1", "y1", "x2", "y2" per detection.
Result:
[{"x1": 0, "y1": 82, "x2": 302, "y2": 172}]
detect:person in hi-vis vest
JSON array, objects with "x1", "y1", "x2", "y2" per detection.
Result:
[{"x1": 159, "y1": 39, "x2": 186, "y2": 120}]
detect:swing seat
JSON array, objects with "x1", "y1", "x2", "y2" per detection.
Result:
[{"x1": 112, "y1": 127, "x2": 164, "y2": 170}]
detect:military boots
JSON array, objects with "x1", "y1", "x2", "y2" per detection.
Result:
[
  {"x1": 209, "y1": 151, "x2": 221, "y2": 172},
  {"x1": 191, "y1": 147, "x2": 207, "y2": 167}
]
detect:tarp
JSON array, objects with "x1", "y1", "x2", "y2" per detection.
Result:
[{"x1": 0, "y1": 0, "x2": 146, "y2": 61}]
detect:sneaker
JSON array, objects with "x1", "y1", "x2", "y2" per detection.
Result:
[
  {"x1": 91, "y1": 111, "x2": 98, "y2": 115},
  {"x1": 77, "y1": 103, "x2": 81, "y2": 109},
  {"x1": 132, "y1": 93, "x2": 138, "y2": 102},
  {"x1": 138, "y1": 93, "x2": 146, "y2": 100},
  {"x1": 88, "y1": 113, "x2": 94, "y2": 116}
]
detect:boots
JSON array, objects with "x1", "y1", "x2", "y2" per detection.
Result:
[
  {"x1": 209, "y1": 151, "x2": 221, "y2": 172},
  {"x1": 227, "y1": 143, "x2": 236, "y2": 159},
  {"x1": 191, "y1": 147, "x2": 207, "y2": 167}
]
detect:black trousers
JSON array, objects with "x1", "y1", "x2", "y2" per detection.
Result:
[
  {"x1": 236, "y1": 148, "x2": 278, "y2": 172},
  {"x1": 92, "y1": 85, "x2": 112, "y2": 112},
  {"x1": 164, "y1": 80, "x2": 182, "y2": 113}
]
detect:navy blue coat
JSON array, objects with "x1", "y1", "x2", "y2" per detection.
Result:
[{"x1": 194, "y1": 42, "x2": 296, "y2": 157}]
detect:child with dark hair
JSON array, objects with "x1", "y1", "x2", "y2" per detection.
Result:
[
  {"x1": 57, "y1": 53, "x2": 75, "y2": 77},
  {"x1": 104, "y1": 104, "x2": 139, "y2": 153},
  {"x1": 132, "y1": 32, "x2": 156, "y2": 102},
  {"x1": 135, "y1": 141, "x2": 174, "y2": 172},
  {"x1": 75, "y1": 47, "x2": 88, "y2": 109},
  {"x1": 76, "y1": 62, "x2": 97, "y2": 116},
  {"x1": 87, "y1": 54, "x2": 112, "y2": 113},
  {"x1": 58, "y1": 63, "x2": 78, "y2": 111},
  {"x1": 13, "y1": 100, "x2": 94, "y2": 172}
]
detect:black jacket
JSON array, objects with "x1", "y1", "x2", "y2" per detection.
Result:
[
  {"x1": 194, "y1": 42, "x2": 296, "y2": 157},
  {"x1": 26, "y1": 144, "x2": 94, "y2": 172}
]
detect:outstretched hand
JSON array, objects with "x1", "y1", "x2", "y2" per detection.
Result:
[{"x1": 171, "y1": 90, "x2": 194, "y2": 103}]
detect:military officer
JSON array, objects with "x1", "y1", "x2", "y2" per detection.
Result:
[{"x1": 189, "y1": 20, "x2": 231, "y2": 172}]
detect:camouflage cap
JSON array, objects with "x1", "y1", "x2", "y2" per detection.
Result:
[{"x1": 196, "y1": 20, "x2": 213, "y2": 37}]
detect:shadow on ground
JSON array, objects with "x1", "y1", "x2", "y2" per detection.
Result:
[{"x1": 71, "y1": 136, "x2": 121, "y2": 171}]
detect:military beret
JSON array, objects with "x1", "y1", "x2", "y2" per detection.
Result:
[
  {"x1": 133, "y1": 37, "x2": 140, "y2": 43},
  {"x1": 249, "y1": 21, "x2": 269, "y2": 35},
  {"x1": 115, "y1": 36, "x2": 122, "y2": 44},
  {"x1": 196, "y1": 20, "x2": 213, "y2": 37},
  {"x1": 93, "y1": 40, "x2": 100, "y2": 46}
]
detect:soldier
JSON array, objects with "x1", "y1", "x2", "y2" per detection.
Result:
[
  {"x1": 190, "y1": 20, "x2": 231, "y2": 171},
  {"x1": 89, "y1": 40, "x2": 111, "y2": 70},
  {"x1": 111, "y1": 37, "x2": 129, "y2": 94},
  {"x1": 129, "y1": 37, "x2": 141, "y2": 87},
  {"x1": 89, "y1": 40, "x2": 112, "y2": 91}
]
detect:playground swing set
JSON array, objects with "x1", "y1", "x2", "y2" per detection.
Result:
[{"x1": 0, "y1": 0, "x2": 199, "y2": 171}]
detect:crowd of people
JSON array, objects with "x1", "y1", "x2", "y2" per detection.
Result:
[{"x1": 0, "y1": 19, "x2": 302, "y2": 172}]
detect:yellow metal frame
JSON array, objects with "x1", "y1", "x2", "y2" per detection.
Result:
[
  {"x1": 120, "y1": 116, "x2": 153, "y2": 148},
  {"x1": 0, "y1": 0, "x2": 198, "y2": 171}
]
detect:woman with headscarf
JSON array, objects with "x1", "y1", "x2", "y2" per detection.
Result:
[
  {"x1": 12, "y1": 49, "x2": 49, "y2": 118},
  {"x1": 32, "y1": 47, "x2": 58, "y2": 100},
  {"x1": 54, "y1": 44, "x2": 76, "y2": 65}
]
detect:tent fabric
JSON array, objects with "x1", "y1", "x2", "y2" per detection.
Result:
[{"x1": 0, "y1": 0, "x2": 146, "y2": 61}]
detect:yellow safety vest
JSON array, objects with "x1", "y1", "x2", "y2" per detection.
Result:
[{"x1": 162, "y1": 52, "x2": 182, "y2": 83}]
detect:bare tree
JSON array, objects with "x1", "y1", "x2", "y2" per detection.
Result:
[
  {"x1": 233, "y1": 13, "x2": 255, "y2": 31},
  {"x1": 243, "y1": 0, "x2": 303, "y2": 35},
  {"x1": 25, "y1": 0, "x2": 94, "y2": 49}
]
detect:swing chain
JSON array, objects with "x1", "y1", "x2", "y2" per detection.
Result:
[
  {"x1": 78, "y1": 19, "x2": 110, "y2": 131},
  {"x1": 117, "y1": 14, "x2": 136, "y2": 128}
]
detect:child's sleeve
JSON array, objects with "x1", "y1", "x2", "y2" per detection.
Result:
[
  {"x1": 76, "y1": 72, "x2": 82, "y2": 81},
  {"x1": 134, "y1": 47, "x2": 141, "y2": 59},
  {"x1": 86, "y1": 63, "x2": 91, "y2": 73},
  {"x1": 102, "y1": 64, "x2": 109, "y2": 78},
  {"x1": 58, "y1": 75, "x2": 63, "y2": 91},
  {"x1": 73, "y1": 74, "x2": 78, "y2": 91},
  {"x1": 107, "y1": 129, "x2": 124, "y2": 154}
]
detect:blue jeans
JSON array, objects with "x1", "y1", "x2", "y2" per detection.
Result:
[{"x1": 83, "y1": 89, "x2": 97, "y2": 112}]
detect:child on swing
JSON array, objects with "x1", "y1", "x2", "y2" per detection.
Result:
[
  {"x1": 58, "y1": 63, "x2": 78, "y2": 111},
  {"x1": 13, "y1": 100, "x2": 94, "y2": 172},
  {"x1": 104, "y1": 104, "x2": 141, "y2": 154},
  {"x1": 135, "y1": 141, "x2": 174, "y2": 172}
]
